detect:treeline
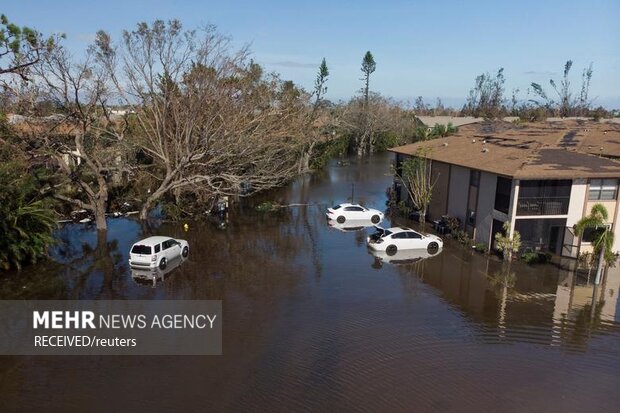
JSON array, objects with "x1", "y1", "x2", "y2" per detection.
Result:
[{"x1": 461, "y1": 62, "x2": 617, "y2": 120}]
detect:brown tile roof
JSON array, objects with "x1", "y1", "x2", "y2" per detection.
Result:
[{"x1": 390, "y1": 120, "x2": 620, "y2": 179}]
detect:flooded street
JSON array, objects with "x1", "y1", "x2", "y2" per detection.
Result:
[{"x1": 1, "y1": 153, "x2": 619, "y2": 412}]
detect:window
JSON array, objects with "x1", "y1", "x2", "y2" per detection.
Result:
[
  {"x1": 581, "y1": 225, "x2": 610, "y2": 243},
  {"x1": 332, "y1": 205, "x2": 342, "y2": 210},
  {"x1": 345, "y1": 206, "x2": 364, "y2": 211},
  {"x1": 407, "y1": 232, "x2": 422, "y2": 239},
  {"x1": 494, "y1": 177, "x2": 512, "y2": 214},
  {"x1": 392, "y1": 232, "x2": 409, "y2": 239},
  {"x1": 467, "y1": 209, "x2": 476, "y2": 225},
  {"x1": 154, "y1": 244, "x2": 161, "y2": 253},
  {"x1": 131, "y1": 245, "x2": 151, "y2": 255},
  {"x1": 162, "y1": 240, "x2": 175, "y2": 250},
  {"x1": 589, "y1": 179, "x2": 618, "y2": 201}
]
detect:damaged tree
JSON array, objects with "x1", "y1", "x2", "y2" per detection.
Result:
[
  {"x1": 394, "y1": 147, "x2": 437, "y2": 224},
  {"x1": 96, "y1": 20, "x2": 307, "y2": 219},
  {"x1": 26, "y1": 43, "x2": 129, "y2": 231}
]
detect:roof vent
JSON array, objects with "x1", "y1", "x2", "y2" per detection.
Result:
[
  {"x1": 482, "y1": 148, "x2": 489, "y2": 153},
  {"x1": 443, "y1": 142, "x2": 449, "y2": 147},
  {"x1": 482, "y1": 139, "x2": 487, "y2": 144},
  {"x1": 472, "y1": 139, "x2": 476, "y2": 143}
]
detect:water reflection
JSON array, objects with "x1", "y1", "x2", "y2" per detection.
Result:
[
  {"x1": 369, "y1": 246, "x2": 442, "y2": 266},
  {"x1": 327, "y1": 218, "x2": 377, "y2": 232},
  {"x1": 131, "y1": 256, "x2": 187, "y2": 287}
]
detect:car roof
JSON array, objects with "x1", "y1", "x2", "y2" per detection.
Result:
[
  {"x1": 133, "y1": 236, "x2": 173, "y2": 246},
  {"x1": 386, "y1": 227, "x2": 419, "y2": 233}
]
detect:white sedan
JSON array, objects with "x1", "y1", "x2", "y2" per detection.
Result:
[
  {"x1": 326, "y1": 203, "x2": 384, "y2": 224},
  {"x1": 367, "y1": 226, "x2": 442, "y2": 255},
  {"x1": 129, "y1": 236, "x2": 189, "y2": 270}
]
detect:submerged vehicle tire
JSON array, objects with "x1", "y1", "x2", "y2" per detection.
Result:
[
  {"x1": 427, "y1": 242, "x2": 439, "y2": 254},
  {"x1": 386, "y1": 245, "x2": 398, "y2": 256},
  {"x1": 159, "y1": 257, "x2": 167, "y2": 270},
  {"x1": 182, "y1": 246, "x2": 189, "y2": 258},
  {"x1": 371, "y1": 214, "x2": 380, "y2": 224},
  {"x1": 336, "y1": 215, "x2": 346, "y2": 224}
]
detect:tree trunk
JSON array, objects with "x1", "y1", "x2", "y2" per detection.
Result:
[
  {"x1": 94, "y1": 208, "x2": 107, "y2": 231},
  {"x1": 93, "y1": 190, "x2": 108, "y2": 231},
  {"x1": 594, "y1": 243, "x2": 605, "y2": 285},
  {"x1": 140, "y1": 187, "x2": 167, "y2": 220}
]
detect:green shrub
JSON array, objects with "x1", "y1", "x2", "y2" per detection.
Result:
[
  {"x1": 255, "y1": 201, "x2": 274, "y2": 212},
  {"x1": 473, "y1": 243, "x2": 488, "y2": 253},
  {"x1": 0, "y1": 147, "x2": 57, "y2": 270},
  {"x1": 452, "y1": 229, "x2": 471, "y2": 246},
  {"x1": 521, "y1": 250, "x2": 552, "y2": 265}
]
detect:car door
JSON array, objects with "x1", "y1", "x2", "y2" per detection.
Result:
[
  {"x1": 161, "y1": 240, "x2": 172, "y2": 260},
  {"x1": 168, "y1": 239, "x2": 181, "y2": 259},
  {"x1": 344, "y1": 206, "x2": 359, "y2": 219},
  {"x1": 406, "y1": 231, "x2": 425, "y2": 248},
  {"x1": 391, "y1": 232, "x2": 408, "y2": 248}
]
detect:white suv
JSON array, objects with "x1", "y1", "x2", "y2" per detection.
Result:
[{"x1": 129, "y1": 236, "x2": 189, "y2": 269}]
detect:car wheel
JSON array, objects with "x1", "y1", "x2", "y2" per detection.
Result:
[
  {"x1": 386, "y1": 245, "x2": 397, "y2": 256},
  {"x1": 159, "y1": 257, "x2": 167, "y2": 270},
  {"x1": 182, "y1": 246, "x2": 189, "y2": 258},
  {"x1": 336, "y1": 216, "x2": 346, "y2": 224},
  {"x1": 371, "y1": 214, "x2": 380, "y2": 224},
  {"x1": 427, "y1": 242, "x2": 439, "y2": 254}
]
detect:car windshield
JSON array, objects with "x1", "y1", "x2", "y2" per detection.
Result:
[
  {"x1": 332, "y1": 205, "x2": 342, "y2": 210},
  {"x1": 131, "y1": 245, "x2": 152, "y2": 255}
]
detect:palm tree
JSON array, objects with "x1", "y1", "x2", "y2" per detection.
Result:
[
  {"x1": 574, "y1": 204, "x2": 616, "y2": 285},
  {"x1": 495, "y1": 222, "x2": 522, "y2": 261}
]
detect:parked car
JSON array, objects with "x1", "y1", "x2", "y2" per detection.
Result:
[
  {"x1": 129, "y1": 236, "x2": 189, "y2": 270},
  {"x1": 326, "y1": 203, "x2": 384, "y2": 224},
  {"x1": 367, "y1": 226, "x2": 442, "y2": 255}
]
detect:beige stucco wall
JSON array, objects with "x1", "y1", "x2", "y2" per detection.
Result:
[{"x1": 566, "y1": 179, "x2": 588, "y2": 227}]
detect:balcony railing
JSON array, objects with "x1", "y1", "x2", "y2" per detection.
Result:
[{"x1": 516, "y1": 197, "x2": 570, "y2": 216}]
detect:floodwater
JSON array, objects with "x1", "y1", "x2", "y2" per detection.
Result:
[{"x1": 1, "y1": 153, "x2": 619, "y2": 412}]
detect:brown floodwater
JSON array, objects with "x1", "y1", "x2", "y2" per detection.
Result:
[{"x1": 0, "y1": 153, "x2": 619, "y2": 412}]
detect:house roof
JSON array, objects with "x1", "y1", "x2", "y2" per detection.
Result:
[{"x1": 390, "y1": 120, "x2": 620, "y2": 179}]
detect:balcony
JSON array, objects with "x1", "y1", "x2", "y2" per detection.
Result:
[{"x1": 516, "y1": 197, "x2": 570, "y2": 216}]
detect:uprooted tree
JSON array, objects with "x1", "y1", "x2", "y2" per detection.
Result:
[{"x1": 96, "y1": 20, "x2": 309, "y2": 219}]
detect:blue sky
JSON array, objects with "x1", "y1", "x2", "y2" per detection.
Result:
[{"x1": 4, "y1": 0, "x2": 620, "y2": 107}]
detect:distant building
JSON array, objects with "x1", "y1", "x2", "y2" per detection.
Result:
[{"x1": 390, "y1": 120, "x2": 620, "y2": 257}]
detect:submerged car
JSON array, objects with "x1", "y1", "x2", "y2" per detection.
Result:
[
  {"x1": 367, "y1": 226, "x2": 442, "y2": 255},
  {"x1": 326, "y1": 203, "x2": 384, "y2": 224},
  {"x1": 129, "y1": 236, "x2": 189, "y2": 270}
]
